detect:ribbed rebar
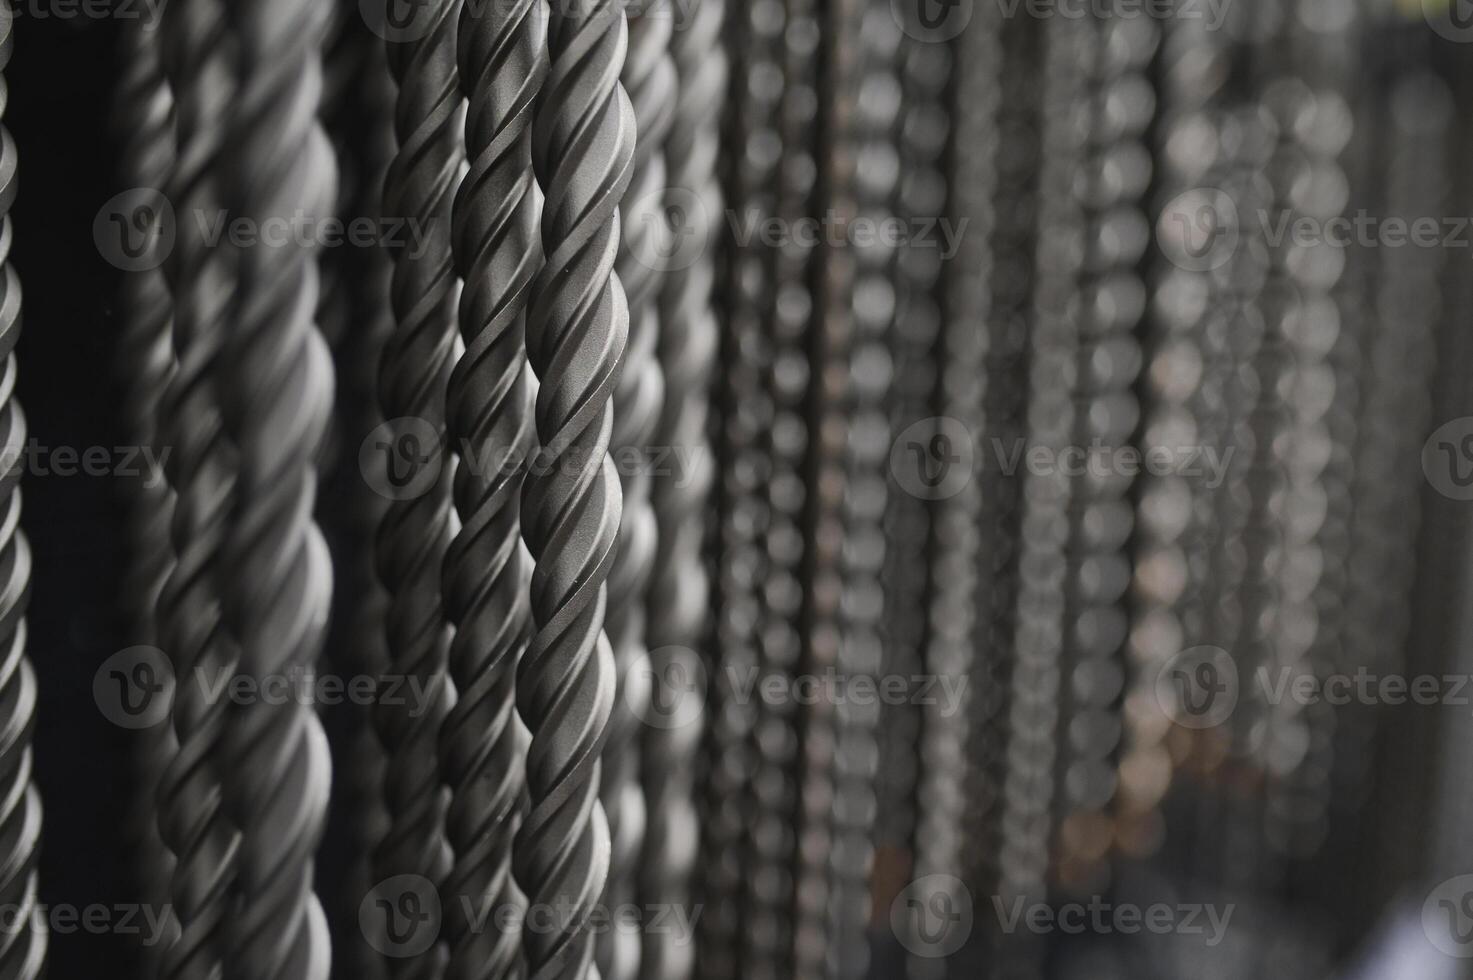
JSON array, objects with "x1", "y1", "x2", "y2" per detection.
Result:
[
  {"x1": 370, "y1": 1, "x2": 464, "y2": 975},
  {"x1": 638, "y1": 0, "x2": 725, "y2": 972},
  {"x1": 439, "y1": 0, "x2": 546, "y2": 974},
  {"x1": 214, "y1": 0, "x2": 336, "y2": 976},
  {"x1": 115, "y1": 15, "x2": 178, "y2": 969},
  {"x1": 516, "y1": 0, "x2": 634, "y2": 975},
  {"x1": 0, "y1": 7, "x2": 41, "y2": 978},
  {"x1": 599, "y1": 7, "x2": 675, "y2": 978},
  {"x1": 154, "y1": 1, "x2": 242, "y2": 975}
]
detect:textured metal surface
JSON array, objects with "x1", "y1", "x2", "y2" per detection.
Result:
[
  {"x1": 638, "y1": 0, "x2": 725, "y2": 971},
  {"x1": 696, "y1": 0, "x2": 775, "y2": 970},
  {"x1": 439, "y1": 0, "x2": 543, "y2": 976},
  {"x1": 371, "y1": 1, "x2": 463, "y2": 975},
  {"x1": 214, "y1": 0, "x2": 336, "y2": 975},
  {"x1": 599, "y1": 8, "x2": 674, "y2": 978},
  {"x1": 115, "y1": 15, "x2": 178, "y2": 973},
  {"x1": 0, "y1": 5, "x2": 41, "y2": 978},
  {"x1": 516, "y1": 0, "x2": 633, "y2": 975},
  {"x1": 154, "y1": 0, "x2": 244, "y2": 974}
]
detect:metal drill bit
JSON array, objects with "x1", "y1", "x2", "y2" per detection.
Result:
[
  {"x1": 213, "y1": 0, "x2": 336, "y2": 975},
  {"x1": 371, "y1": 1, "x2": 463, "y2": 974},
  {"x1": 0, "y1": 7, "x2": 41, "y2": 979},
  {"x1": 517, "y1": 0, "x2": 633, "y2": 975},
  {"x1": 909, "y1": 7, "x2": 997, "y2": 978},
  {"x1": 822, "y1": 7, "x2": 898, "y2": 975},
  {"x1": 1116, "y1": 7, "x2": 1233, "y2": 865},
  {"x1": 114, "y1": 15, "x2": 179, "y2": 974},
  {"x1": 744, "y1": 0, "x2": 817, "y2": 971},
  {"x1": 873, "y1": 6, "x2": 945, "y2": 905},
  {"x1": 996, "y1": 14, "x2": 1095, "y2": 979},
  {"x1": 1052, "y1": 16, "x2": 1155, "y2": 890},
  {"x1": 694, "y1": 0, "x2": 776, "y2": 972},
  {"x1": 638, "y1": 0, "x2": 724, "y2": 973},
  {"x1": 318, "y1": 5, "x2": 395, "y2": 976},
  {"x1": 792, "y1": 0, "x2": 861, "y2": 964},
  {"x1": 439, "y1": 0, "x2": 545, "y2": 974},
  {"x1": 154, "y1": 1, "x2": 243, "y2": 975},
  {"x1": 598, "y1": 8, "x2": 674, "y2": 978}
]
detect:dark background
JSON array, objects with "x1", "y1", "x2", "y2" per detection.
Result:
[{"x1": 13, "y1": 7, "x2": 142, "y2": 976}]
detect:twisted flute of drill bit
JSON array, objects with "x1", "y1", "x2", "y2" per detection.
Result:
[
  {"x1": 214, "y1": 1, "x2": 335, "y2": 976},
  {"x1": 598, "y1": 8, "x2": 674, "y2": 980},
  {"x1": 639, "y1": 0, "x2": 724, "y2": 974},
  {"x1": 154, "y1": 1, "x2": 242, "y2": 976},
  {"x1": 371, "y1": 1, "x2": 463, "y2": 973},
  {"x1": 0, "y1": 9, "x2": 41, "y2": 978},
  {"x1": 517, "y1": 0, "x2": 634, "y2": 974},
  {"x1": 115, "y1": 16, "x2": 178, "y2": 969},
  {"x1": 438, "y1": 0, "x2": 547, "y2": 975}
]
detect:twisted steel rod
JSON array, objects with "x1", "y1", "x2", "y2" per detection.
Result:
[{"x1": 515, "y1": 0, "x2": 634, "y2": 975}]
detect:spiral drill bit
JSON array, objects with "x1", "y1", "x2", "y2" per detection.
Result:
[
  {"x1": 439, "y1": 0, "x2": 546, "y2": 975},
  {"x1": 518, "y1": 0, "x2": 633, "y2": 975},
  {"x1": 744, "y1": 0, "x2": 818, "y2": 972},
  {"x1": 154, "y1": 1, "x2": 243, "y2": 975},
  {"x1": 318, "y1": 6, "x2": 395, "y2": 976},
  {"x1": 639, "y1": 0, "x2": 725, "y2": 973},
  {"x1": 1053, "y1": 16, "x2": 1155, "y2": 889},
  {"x1": 214, "y1": 0, "x2": 336, "y2": 975},
  {"x1": 370, "y1": 1, "x2": 463, "y2": 973},
  {"x1": 0, "y1": 7, "x2": 41, "y2": 979},
  {"x1": 114, "y1": 15, "x2": 179, "y2": 970},
  {"x1": 694, "y1": 0, "x2": 777, "y2": 971},
  {"x1": 598, "y1": 9, "x2": 674, "y2": 979}
]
